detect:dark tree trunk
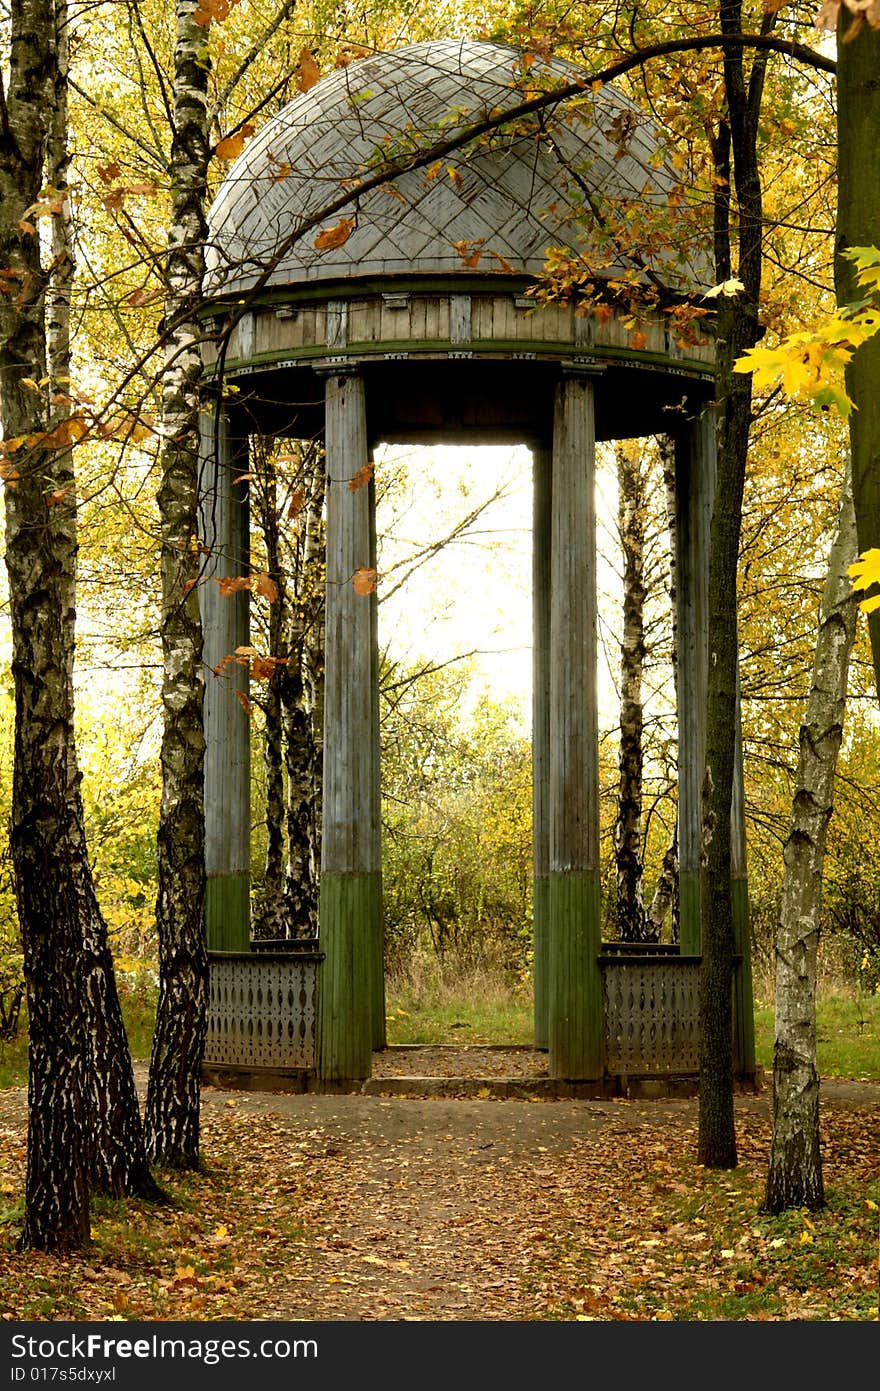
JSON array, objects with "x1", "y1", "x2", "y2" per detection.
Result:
[
  {"x1": 698, "y1": 2, "x2": 769, "y2": 1169},
  {"x1": 835, "y1": 12, "x2": 880, "y2": 698},
  {"x1": 144, "y1": 0, "x2": 210, "y2": 1168}
]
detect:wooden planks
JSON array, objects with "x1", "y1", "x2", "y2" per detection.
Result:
[
  {"x1": 532, "y1": 445, "x2": 552, "y2": 1050},
  {"x1": 547, "y1": 374, "x2": 603, "y2": 1079},
  {"x1": 318, "y1": 372, "x2": 382, "y2": 1080},
  {"x1": 198, "y1": 409, "x2": 251, "y2": 951},
  {"x1": 674, "y1": 409, "x2": 714, "y2": 955}
]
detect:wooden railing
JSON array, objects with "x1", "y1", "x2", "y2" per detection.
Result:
[
  {"x1": 205, "y1": 947, "x2": 322, "y2": 1072},
  {"x1": 600, "y1": 948, "x2": 702, "y2": 1075}
]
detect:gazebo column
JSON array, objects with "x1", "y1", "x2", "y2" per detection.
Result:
[
  {"x1": 318, "y1": 370, "x2": 382, "y2": 1081},
  {"x1": 199, "y1": 407, "x2": 251, "y2": 951},
  {"x1": 548, "y1": 374, "x2": 603, "y2": 1080},
  {"x1": 532, "y1": 444, "x2": 552, "y2": 1050},
  {"x1": 675, "y1": 411, "x2": 713, "y2": 955}
]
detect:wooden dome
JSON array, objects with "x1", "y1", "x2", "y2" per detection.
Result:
[{"x1": 206, "y1": 38, "x2": 708, "y2": 297}]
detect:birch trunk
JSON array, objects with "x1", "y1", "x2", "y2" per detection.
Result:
[
  {"x1": 0, "y1": 0, "x2": 90, "y2": 1249},
  {"x1": 47, "y1": 0, "x2": 158, "y2": 1202},
  {"x1": 614, "y1": 441, "x2": 649, "y2": 940},
  {"x1": 144, "y1": 0, "x2": 210, "y2": 1167},
  {"x1": 283, "y1": 443, "x2": 324, "y2": 936},
  {"x1": 764, "y1": 465, "x2": 858, "y2": 1213},
  {"x1": 252, "y1": 445, "x2": 288, "y2": 939},
  {"x1": 649, "y1": 436, "x2": 680, "y2": 939}
]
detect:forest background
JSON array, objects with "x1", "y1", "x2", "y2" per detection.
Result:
[
  {"x1": 0, "y1": 0, "x2": 878, "y2": 1280},
  {"x1": 0, "y1": 0, "x2": 874, "y2": 1008}
]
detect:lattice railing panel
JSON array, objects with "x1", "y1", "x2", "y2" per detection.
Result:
[
  {"x1": 601, "y1": 957, "x2": 701, "y2": 1074},
  {"x1": 205, "y1": 952, "x2": 319, "y2": 1070}
]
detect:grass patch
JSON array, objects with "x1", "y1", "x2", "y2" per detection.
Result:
[
  {"x1": 754, "y1": 988, "x2": 880, "y2": 1079},
  {"x1": 385, "y1": 964, "x2": 533, "y2": 1045}
]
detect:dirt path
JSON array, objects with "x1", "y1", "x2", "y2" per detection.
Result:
[
  {"x1": 1, "y1": 1069, "x2": 877, "y2": 1321},
  {"x1": 197, "y1": 1076, "x2": 879, "y2": 1320}
]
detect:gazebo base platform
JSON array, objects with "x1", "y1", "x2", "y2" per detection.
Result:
[{"x1": 202, "y1": 1047, "x2": 763, "y2": 1099}]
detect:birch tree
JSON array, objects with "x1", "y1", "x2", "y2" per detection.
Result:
[
  {"x1": 0, "y1": 0, "x2": 157, "y2": 1249},
  {"x1": 614, "y1": 440, "x2": 650, "y2": 941},
  {"x1": 144, "y1": 0, "x2": 212, "y2": 1167},
  {"x1": 764, "y1": 462, "x2": 858, "y2": 1213}
]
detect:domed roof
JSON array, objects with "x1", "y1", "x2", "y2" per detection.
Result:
[{"x1": 206, "y1": 39, "x2": 706, "y2": 297}]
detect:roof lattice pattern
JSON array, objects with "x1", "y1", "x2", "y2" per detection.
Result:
[{"x1": 206, "y1": 40, "x2": 707, "y2": 296}]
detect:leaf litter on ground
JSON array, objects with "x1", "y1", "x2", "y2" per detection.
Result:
[{"x1": 0, "y1": 1084, "x2": 877, "y2": 1322}]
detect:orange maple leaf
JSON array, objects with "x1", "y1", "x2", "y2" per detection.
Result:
[
  {"x1": 298, "y1": 49, "x2": 321, "y2": 93},
  {"x1": 253, "y1": 572, "x2": 279, "y2": 603},
  {"x1": 353, "y1": 567, "x2": 377, "y2": 596},
  {"x1": 349, "y1": 462, "x2": 374, "y2": 493},
  {"x1": 215, "y1": 124, "x2": 255, "y2": 162},
  {"x1": 314, "y1": 218, "x2": 355, "y2": 252}
]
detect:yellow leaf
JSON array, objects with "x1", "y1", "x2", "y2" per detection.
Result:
[
  {"x1": 848, "y1": 548, "x2": 880, "y2": 591},
  {"x1": 799, "y1": 1230, "x2": 813, "y2": 1245},
  {"x1": 703, "y1": 278, "x2": 745, "y2": 299}
]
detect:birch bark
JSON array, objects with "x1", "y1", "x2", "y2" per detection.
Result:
[
  {"x1": 45, "y1": 0, "x2": 158, "y2": 1202},
  {"x1": 144, "y1": 0, "x2": 210, "y2": 1167},
  {"x1": 614, "y1": 441, "x2": 649, "y2": 940},
  {"x1": 283, "y1": 443, "x2": 324, "y2": 936},
  {"x1": 764, "y1": 465, "x2": 857, "y2": 1212},
  {"x1": 648, "y1": 436, "x2": 680, "y2": 938},
  {"x1": 0, "y1": 0, "x2": 92, "y2": 1251}
]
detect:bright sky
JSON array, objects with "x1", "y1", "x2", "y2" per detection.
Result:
[{"x1": 375, "y1": 442, "x2": 633, "y2": 734}]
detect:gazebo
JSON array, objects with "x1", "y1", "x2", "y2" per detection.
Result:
[{"x1": 198, "y1": 39, "x2": 755, "y2": 1089}]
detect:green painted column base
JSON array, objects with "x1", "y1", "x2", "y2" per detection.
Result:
[
  {"x1": 732, "y1": 875, "x2": 756, "y2": 1075},
  {"x1": 533, "y1": 876, "x2": 549, "y2": 1050},
  {"x1": 206, "y1": 873, "x2": 251, "y2": 952},
  {"x1": 371, "y1": 872, "x2": 386, "y2": 1052},
  {"x1": 548, "y1": 870, "x2": 603, "y2": 1080},
  {"x1": 678, "y1": 868, "x2": 701, "y2": 956},
  {"x1": 318, "y1": 871, "x2": 383, "y2": 1081}
]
